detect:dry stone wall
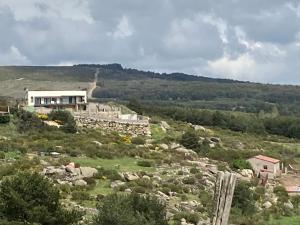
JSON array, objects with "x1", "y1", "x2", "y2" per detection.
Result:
[{"x1": 75, "y1": 116, "x2": 151, "y2": 136}]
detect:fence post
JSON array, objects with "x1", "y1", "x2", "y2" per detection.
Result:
[{"x1": 212, "y1": 171, "x2": 237, "y2": 225}]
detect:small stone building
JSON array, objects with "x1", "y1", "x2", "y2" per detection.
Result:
[{"x1": 248, "y1": 155, "x2": 281, "y2": 179}]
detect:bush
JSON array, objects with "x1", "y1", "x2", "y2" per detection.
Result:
[
  {"x1": 72, "y1": 191, "x2": 90, "y2": 201},
  {"x1": 180, "y1": 129, "x2": 200, "y2": 150},
  {"x1": 131, "y1": 136, "x2": 146, "y2": 145},
  {"x1": 274, "y1": 186, "x2": 289, "y2": 203},
  {"x1": 190, "y1": 167, "x2": 199, "y2": 174},
  {"x1": 182, "y1": 176, "x2": 196, "y2": 185},
  {"x1": 0, "y1": 115, "x2": 10, "y2": 123},
  {"x1": 49, "y1": 110, "x2": 77, "y2": 133},
  {"x1": 231, "y1": 159, "x2": 252, "y2": 170},
  {"x1": 232, "y1": 181, "x2": 256, "y2": 215},
  {"x1": 93, "y1": 193, "x2": 168, "y2": 225},
  {"x1": 0, "y1": 151, "x2": 5, "y2": 159},
  {"x1": 95, "y1": 168, "x2": 123, "y2": 181},
  {"x1": 137, "y1": 160, "x2": 153, "y2": 167},
  {"x1": 173, "y1": 212, "x2": 200, "y2": 224},
  {"x1": 0, "y1": 172, "x2": 82, "y2": 224}
]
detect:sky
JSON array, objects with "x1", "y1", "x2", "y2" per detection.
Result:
[{"x1": 0, "y1": 0, "x2": 300, "y2": 84}]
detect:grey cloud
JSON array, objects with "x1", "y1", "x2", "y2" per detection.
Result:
[{"x1": 0, "y1": 0, "x2": 300, "y2": 83}]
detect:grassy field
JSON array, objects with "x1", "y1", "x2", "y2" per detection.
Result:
[
  {"x1": 70, "y1": 156, "x2": 155, "y2": 173},
  {"x1": 269, "y1": 216, "x2": 300, "y2": 225}
]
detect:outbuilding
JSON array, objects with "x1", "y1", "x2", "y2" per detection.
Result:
[{"x1": 247, "y1": 155, "x2": 281, "y2": 179}]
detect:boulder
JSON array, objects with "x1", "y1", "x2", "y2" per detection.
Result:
[
  {"x1": 123, "y1": 172, "x2": 139, "y2": 181},
  {"x1": 240, "y1": 169, "x2": 254, "y2": 178},
  {"x1": 194, "y1": 125, "x2": 206, "y2": 132},
  {"x1": 161, "y1": 121, "x2": 171, "y2": 130},
  {"x1": 110, "y1": 180, "x2": 126, "y2": 188},
  {"x1": 175, "y1": 147, "x2": 190, "y2": 154},
  {"x1": 263, "y1": 201, "x2": 272, "y2": 209},
  {"x1": 142, "y1": 175, "x2": 151, "y2": 180},
  {"x1": 159, "y1": 144, "x2": 169, "y2": 150},
  {"x1": 80, "y1": 167, "x2": 98, "y2": 178},
  {"x1": 74, "y1": 179, "x2": 87, "y2": 186},
  {"x1": 210, "y1": 137, "x2": 221, "y2": 143},
  {"x1": 170, "y1": 142, "x2": 180, "y2": 149},
  {"x1": 284, "y1": 201, "x2": 294, "y2": 209},
  {"x1": 92, "y1": 141, "x2": 103, "y2": 146}
]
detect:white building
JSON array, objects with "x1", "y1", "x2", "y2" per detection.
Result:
[
  {"x1": 248, "y1": 155, "x2": 281, "y2": 179},
  {"x1": 26, "y1": 90, "x2": 87, "y2": 112}
]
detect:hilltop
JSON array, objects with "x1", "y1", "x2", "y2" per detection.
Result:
[{"x1": 1, "y1": 64, "x2": 300, "y2": 116}]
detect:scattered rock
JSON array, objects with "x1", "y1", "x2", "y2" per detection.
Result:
[
  {"x1": 110, "y1": 180, "x2": 126, "y2": 188},
  {"x1": 161, "y1": 121, "x2": 171, "y2": 130},
  {"x1": 142, "y1": 175, "x2": 151, "y2": 180},
  {"x1": 80, "y1": 167, "x2": 98, "y2": 178},
  {"x1": 74, "y1": 179, "x2": 87, "y2": 186},
  {"x1": 284, "y1": 201, "x2": 294, "y2": 209},
  {"x1": 92, "y1": 141, "x2": 103, "y2": 146},
  {"x1": 210, "y1": 137, "x2": 221, "y2": 143},
  {"x1": 263, "y1": 201, "x2": 272, "y2": 209},
  {"x1": 240, "y1": 169, "x2": 254, "y2": 178},
  {"x1": 123, "y1": 172, "x2": 139, "y2": 181},
  {"x1": 159, "y1": 144, "x2": 169, "y2": 150},
  {"x1": 194, "y1": 125, "x2": 206, "y2": 132},
  {"x1": 170, "y1": 142, "x2": 180, "y2": 149}
]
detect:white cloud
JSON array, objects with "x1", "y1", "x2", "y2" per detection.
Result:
[
  {"x1": 107, "y1": 15, "x2": 134, "y2": 39},
  {"x1": 0, "y1": 46, "x2": 30, "y2": 65},
  {"x1": 0, "y1": 0, "x2": 300, "y2": 83}
]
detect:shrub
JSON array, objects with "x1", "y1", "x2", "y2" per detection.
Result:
[
  {"x1": 173, "y1": 212, "x2": 200, "y2": 224},
  {"x1": 49, "y1": 110, "x2": 77, "y2": 133},
  {"x1": 0, "y1": 172, "x2": 82, "y2": 224},
  {"x1": 232, "y1": 159, "x2": 252, "y2": 170},
  {"x1": 232, "y1": 181, "x2": 256, "y2": 215},
  {"x1": 0, "y1": 115, "x2": 10, "y2": 124},
  {"x1": 182, "y1": 176, "x2": 196, "y2": 185},
  {"x1": 93, "y1": 193, "x2": 168, "y2": 225},
  {"x1": 72, "y1": 191, "x2": 90, "y2": 201},
  {"x1": 95, "y1": 168, "x2": 123, "y2": 181},
  {"x1": 180, "y1": 129, "x2": 200, "y2": 150},
  {"x1": 137, "y1": 160, "x2": 153, "y2": 167},
  {"x1": 132, "y1": 136, "x2": 146, "y2": 145},
  {"x1": 0, "y1": 151, "x2": 5, "y2": 159},
  {"x1": 274, "y1": 186, "x2": 289, "y2": 203},
  {"x1": 190, "y1": 167, "x2": 199, "y2": 174}
]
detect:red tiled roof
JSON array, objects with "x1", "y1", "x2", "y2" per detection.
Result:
[{"x1": 254, "y1": 155, "x2": 280, "y2": 164}]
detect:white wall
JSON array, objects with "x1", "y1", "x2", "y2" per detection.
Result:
[
  {"x1": 248, "y1": 158, "x2": 281, "y2": 178},
  {"x1": 27, "y1": 91, "x2": 87, "y2": 106}
]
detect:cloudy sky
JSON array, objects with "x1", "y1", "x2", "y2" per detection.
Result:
[{"x1": 0, "y1": 0, "x2": 300, "y2": 84}]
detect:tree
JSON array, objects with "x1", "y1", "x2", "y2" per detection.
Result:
[
  {"x1": 232, "y1": 181, "x2": 256, "y2": 215},
  {"x1": 93, "y1": 193, "x2": 168, "y2": 225},
  {"x1": 49, "y1": 110, "x2": 77, "y2": 133},
  {"x1": 0, "y1": 172, "x2": 82, "y2": 225},
  {"x1": 180, "y1": 129, "x2": 200, "y2": 150}
]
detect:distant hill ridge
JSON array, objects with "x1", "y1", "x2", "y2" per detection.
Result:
[{"x1": 74, "y1": 63, "x2": 244, "y2": 83}]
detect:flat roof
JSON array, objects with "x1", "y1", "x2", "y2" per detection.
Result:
[
  {"x1": 253, "y1": 155, "x2": 280, "y2": 164},
  {"x1": 285, "y1": 186, "x2": 300, "y2": 193}
]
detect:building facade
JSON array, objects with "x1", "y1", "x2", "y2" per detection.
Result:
[
  {"x1": 248, "y1": 155, "x2": 281, "y2": 179},
  {"x1": 26, "y1": 90, "x2": 87, "y2": 112}
]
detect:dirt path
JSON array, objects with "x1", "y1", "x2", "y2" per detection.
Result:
[{"x1": 87, "y1": 68, "x2": 99, "y2": 99}]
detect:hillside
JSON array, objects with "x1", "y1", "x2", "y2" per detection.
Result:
[{"x1": 1, "y1": 64, "x2": 300, "y2": 115}]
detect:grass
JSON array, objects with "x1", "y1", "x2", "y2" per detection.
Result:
[
  {"x1": 269, "y1": 216, "x2": 300, "y2": 225},
  {"x1": 88, "y1": 180, "x2": 112, "y2": 196},
  {"x1": 70, "y1": 156, "x2": 155, "y2": 173}
]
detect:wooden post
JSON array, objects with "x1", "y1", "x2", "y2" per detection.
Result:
[{"x1": 212, "y1": 171, "x2": 237, "y2": 225}]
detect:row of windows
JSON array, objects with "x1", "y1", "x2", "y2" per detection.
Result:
[{"x1": 31, "y1": 96, "x2": 85, "y2": 105}]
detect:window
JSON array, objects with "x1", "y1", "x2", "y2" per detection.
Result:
[{"x1": 263, "y1": 165, "x2": 268, "y2": 170}]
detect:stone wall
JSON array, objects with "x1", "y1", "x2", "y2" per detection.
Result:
[{"x1": 75, "y1": 116, "x2": 151, "y2": 136}]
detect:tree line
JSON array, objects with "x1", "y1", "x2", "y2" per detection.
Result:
[{"x1": 128, "y1": 101, "x2": 300, "y2": 139}]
